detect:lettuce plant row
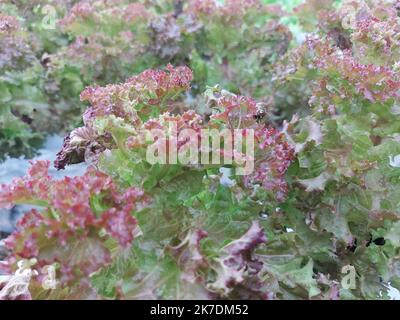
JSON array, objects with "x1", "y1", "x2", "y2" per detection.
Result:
[{"x1": 0, "y1": 0, "x2": 400, "y2": 300}]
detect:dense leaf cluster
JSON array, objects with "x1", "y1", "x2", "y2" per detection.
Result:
[
  {"x1": 0, "y1": 0, "x2": 291, "y2": 160},
  {"x1": 1, "y1": 0, "x2": 400, "y2": 300}
]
